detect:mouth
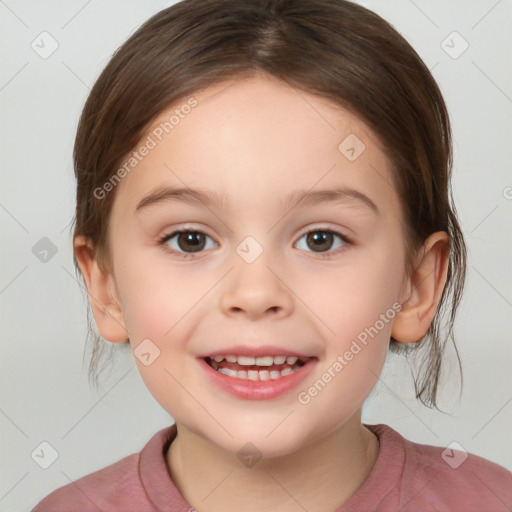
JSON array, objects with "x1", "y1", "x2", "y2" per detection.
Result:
[{"x1": 203, "y1": 354, "x2": 314, "y2": 381}]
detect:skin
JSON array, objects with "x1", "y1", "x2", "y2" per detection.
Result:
[{"x1": 75, "y1": 73, "x2": 449, "y2": 511}]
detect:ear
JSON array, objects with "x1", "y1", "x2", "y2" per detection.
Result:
[
  {"x1": 73, "y1": 235, "x2": 129, "y2": 343},
  {"x1": 391, "y1": 231, "x2": 450, "y2": 343}
]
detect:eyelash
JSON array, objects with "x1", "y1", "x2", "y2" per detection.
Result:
[{"x1": 157, "y1": 227, "x2": 353, "y2": 260}]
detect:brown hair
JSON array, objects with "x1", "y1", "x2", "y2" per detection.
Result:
[{"x1": 71, "y1": 0, "x2": 466, "y2": 408}]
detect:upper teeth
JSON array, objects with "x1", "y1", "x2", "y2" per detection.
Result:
[{"x1": 211, "y1": 355, "x2": 300, "y2": 366}]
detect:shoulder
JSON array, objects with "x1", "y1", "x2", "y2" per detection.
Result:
[
  {"x1": 32, "y1": 452, "x2": 141, "y2": 512},
  {"x1": 32, "y1": 426, "x2": 176, "y2": 512},
  {"x1": 372, "y1": 424, "x2": 512, "y2": 512}
]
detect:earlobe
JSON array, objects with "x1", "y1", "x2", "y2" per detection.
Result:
[
  {"x1": 73, "y1": 235, "x2": 129, "y2": 343},
  {"x1": 391, "y1": 232, "x2": 450, "y2": 343}
]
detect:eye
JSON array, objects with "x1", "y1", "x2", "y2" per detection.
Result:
[
  {"x1": 294, "y1": 228, "x2": 351, "y2": 258},
  {"x1": 157, "y1": 227, "x2": 352, "y2": 260},
  {"x1": 158, "y1": 229, "x2": 217, "y2": 258}
]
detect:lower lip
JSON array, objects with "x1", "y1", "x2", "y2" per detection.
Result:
[{"x1": 198, "y1": 358, "x2": 318, "y2": 400}]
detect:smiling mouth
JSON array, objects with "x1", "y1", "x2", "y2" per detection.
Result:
[{"x1": 204, "y1": 355, "x2": 312, "y2": 381}]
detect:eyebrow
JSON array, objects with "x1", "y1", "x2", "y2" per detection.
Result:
[{"x1": 135, "y1": 185, "x2": 380, "y2": 216}]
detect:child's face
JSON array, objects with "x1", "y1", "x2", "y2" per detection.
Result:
[{"x1": 106, "y1": 74, "x2": 410, "y2": 456}]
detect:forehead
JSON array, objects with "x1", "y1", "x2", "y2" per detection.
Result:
[{"x1": 112, "y1": 74, "x2": 400, "y2": 219}]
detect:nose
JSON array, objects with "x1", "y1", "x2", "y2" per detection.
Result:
[{"x1": 219, "y1": 254, "x2": 295, "y2": 321}]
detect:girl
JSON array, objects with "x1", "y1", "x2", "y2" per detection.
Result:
[{"x1": 33, "y1": 0, "x2": 512, "y2": 510}]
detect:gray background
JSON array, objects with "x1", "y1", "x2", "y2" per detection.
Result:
[{"x1": 1, "y1": 0, "x2": 511, "y2": 510}]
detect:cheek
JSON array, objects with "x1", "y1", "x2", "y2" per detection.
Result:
[
  {"x1": 114, "y1": 247, "x2": 207, "y2": 341},
  {"x1": 113, "y1": 251, "x2": 220, "y2": 396},
  {"x1": 294, "y1": 243, "x2": 404, "y2": 407},
  {"x1": 300, "y1": 244, "x2": 404, "y2": 344},
  {"x1": 297, "y1": 264, "x2": 399, "y2": 416},
  {"x1": 115, "y1": 256, "x2": 203, "y2": 410}
]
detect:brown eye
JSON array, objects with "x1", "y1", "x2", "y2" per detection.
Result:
[
  {"x1": 295, "y1": 229, "x2": 350, "y2": 256},
  {"x1": 159, "y1": 230, "x2": 216, "y2": 254},
  {"x1": 176, "y1": 231, "x2": 206, "y2": 252},
  {"x1": 306, "y1": 231, "x2": 334, "y2": 252}
]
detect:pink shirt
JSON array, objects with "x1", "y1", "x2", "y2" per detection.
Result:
[{"x1": 32, "y1": 423, "x2": 512, "y2": 511}]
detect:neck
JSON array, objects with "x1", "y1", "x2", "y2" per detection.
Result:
[{"x1": 166, "y1": 412, "x2": 379, "y2": 512}]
